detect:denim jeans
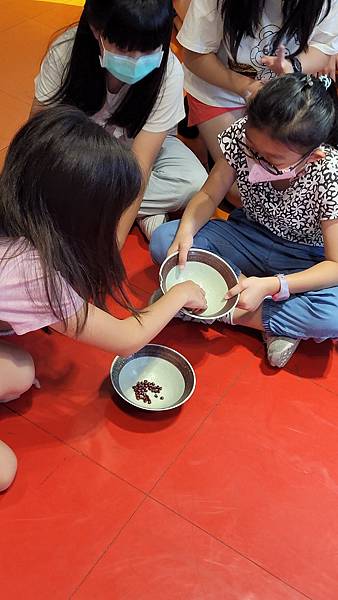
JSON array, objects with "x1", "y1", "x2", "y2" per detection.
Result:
[{"x1": 150, "y1": 209, "x2": 338, "y2": 340}]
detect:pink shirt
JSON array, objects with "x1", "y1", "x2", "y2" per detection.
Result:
[{"x1": 0, "y1": 239, "x2": 84, "y2": 335}]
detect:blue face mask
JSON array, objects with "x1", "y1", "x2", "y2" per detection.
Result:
[{"x1": 99, "y1": 40, "x2": 164, "y2": 85}]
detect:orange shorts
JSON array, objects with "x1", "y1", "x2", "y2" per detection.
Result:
[{"x1": 187, "y1": 93, "x2": 243, "y2": 127}]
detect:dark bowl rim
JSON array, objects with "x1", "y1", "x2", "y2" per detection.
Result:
[
  {"x1": 110, "y1": 343, "x2": 196, "y2": 412},
  {"x1": 159, "y1": 249, "x2": 239, "y2": 320}
]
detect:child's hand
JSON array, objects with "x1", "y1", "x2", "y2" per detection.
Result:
[
  {"x1": 167, "y1": 232, "x2": 193, "y2": 270},
  {"x1": 261, "y1": 45, "x2": 293, "y2": 75},
  {"x1": 176, "y1": 280, "x2": 207, "y2": 312},
  {"x1": 225, "y1": 276, "x2": 278, "y2": 312}
]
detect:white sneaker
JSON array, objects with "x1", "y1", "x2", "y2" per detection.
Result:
[
  {"x1": 137, "y1": 214, "x2": 168, "y2": 240},
  {"x1": 263, "y1": 333, "x2": 300, "y2": 368}
]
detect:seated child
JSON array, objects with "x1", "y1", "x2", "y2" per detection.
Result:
[
  {"x1": 150, "y1": 74, "x2": 338, "y2": 368},
  {"x1": 0, "y1": 106, "x2": 206, "y2": 490}
]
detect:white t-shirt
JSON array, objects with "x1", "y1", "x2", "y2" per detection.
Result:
[
  {"x1": 35, "y1": 28, "x2": 185, "y2": 144},
  {"x1": 219, "y1": 118, "x2": 338, "y2": 246},
  {"x1": 177, "y1": 0, "x2": 338, "y2": 108}
]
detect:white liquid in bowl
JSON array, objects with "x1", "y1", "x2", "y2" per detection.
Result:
[
  {"x1": 164, "y1": 262, "x2": 228, "y2": 317},
  {"x1": 118, "y1": 356, "x2": 186, "y2": 409}
]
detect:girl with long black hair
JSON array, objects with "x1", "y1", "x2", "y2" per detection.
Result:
[
  {"x1": 0, "y1": 106, "x2": 206, "y2": 491},
  {"x1": 31, "y1": 0, "x2": 208, "y2": 243},
  {"x1": 177, "y1": 0, "x2": 338, "y2": 162}
]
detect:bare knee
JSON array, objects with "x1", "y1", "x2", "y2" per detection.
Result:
[
  {"x1": 198, "y1": 110, "x2": 245, "y2": 162},
  {"x1": 0, "y1": 441, "x2": 17, "y2": 492},
  {"x1": 0, "y1": 343, "x2": 35, "y2": 401}
]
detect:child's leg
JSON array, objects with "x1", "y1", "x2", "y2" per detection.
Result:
[
  {"x1": 0, "y1": 440, "x2": 17, "y2": 492},
  {"x1": 0, "y1": 342, "x2": 35, "y2": 491},
  {"x1": 150, "y1": 210, "x2": 272, "y2": 277},
  {"x1": 139, "y1": 137, "x2": 208, "y2": 214},
  {"x1": 261, "y1": 289, "x2": 338, "y2": 342},
  {"x1": 138, "y1": 136, "x2": 208, "y2": 239},
  {"x1": 0, "y1": 341, "x2": 35, "y2": 402},
  {"x1": 198, "y1": 111, "x2": 245, "y2": 163}
]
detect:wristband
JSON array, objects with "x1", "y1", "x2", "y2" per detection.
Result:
[{"x1": 272, "y1": 274, "x2": 290, "y2": 302}]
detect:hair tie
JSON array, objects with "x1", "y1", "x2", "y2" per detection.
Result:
[
  {"x1": 318, "y1": 74, "x2": 332, "y2": 90},
  {"x1": 305, "y1": 74, "x2": 314, "y2": 87}
]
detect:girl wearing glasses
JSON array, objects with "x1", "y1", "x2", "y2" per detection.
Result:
[
  {"x1": 176, "y1": 0, "x2": 338, "y2": 164},
  {"x1": 150, "y1": 74, "x2": 338, "y2": 368},
  {"x1": 30, "y1": 0, "x2": 207, "y2": 244}
]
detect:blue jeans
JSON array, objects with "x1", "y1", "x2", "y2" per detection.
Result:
[{"x1": 150, "y1": 209, "x2": 338, "y2": 340}]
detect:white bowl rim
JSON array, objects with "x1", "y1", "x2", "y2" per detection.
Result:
[
  {"x1": 159, "y1": 248, "x2": 239, "y2": 320},
  {"x1": 110, "y1": 343, "x2": 196, "y2": 411}
]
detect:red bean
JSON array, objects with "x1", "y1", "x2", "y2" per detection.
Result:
[{"x1": 133, "y1": 379, "x2": 163, "y2": 404}]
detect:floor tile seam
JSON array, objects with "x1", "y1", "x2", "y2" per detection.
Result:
[
  {"x1": 0, "y1": 16, "x2": 30, "y2": 35},
  {"x1": 128, "y1": 281, "x2": 154, "y2": 296},
  {"x1": 29, "y1": 15, "x2": 79, "y2": 32},
  {"x1": 3, "y1": 362, "x2": 253, "y2": 500},
  {"x1": 69, "y1": 494, "x2": 149, "y2": 598},
  {"x1": 306, "y1": 377, "x2": 338, "y2": 399},
  {"x1": 4, "y1": 404, "x2": 149, "y2": 496},
  {"x1": 0, "y1": 6, "x2": 56, "y2": 36},
  {"x1": 0, "y1": 86, "x2": 32, "y2": 107},
  {"x1": 145, "y1": 495, "x2": 314, "y2": 600},
  {"x1": 145, "y1": 365, "x2": 253, "y2": 499}
]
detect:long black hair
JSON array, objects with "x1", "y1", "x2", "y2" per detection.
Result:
[
  {"x1": 218, "y1": 0, "x2": 331, "y2": 60},
  {"x1": 0, "y1": 106, "x2": 143, "y2": 333},
  {"x1": 247, "y1": 73, "x2": 337, "y2": 153},
  {"x1": 45, "y1": 0, "x2": 174, "y2": 138}
]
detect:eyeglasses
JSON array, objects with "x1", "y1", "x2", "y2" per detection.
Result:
[{"x1": 237, "y1": 138, "x2": 311, "y2": 176}]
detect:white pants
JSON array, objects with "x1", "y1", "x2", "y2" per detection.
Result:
[{"x1": 138, "y1": 135, "x2": 208, "y2": 217}]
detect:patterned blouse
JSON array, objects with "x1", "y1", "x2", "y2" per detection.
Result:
[{"x1": 219, "y1": 117, "x2": 338, "y2": 246}]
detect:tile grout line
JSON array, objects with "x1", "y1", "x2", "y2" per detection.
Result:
[
  {"x1": 304, "y1": 376, "x2": 338, "y2": 399},
  {"x1": 69, "y1": 494, "x2": 149, "y2": 599},
  {"x1": 4, "y1": 341, "x2": 264, "y2": 500},
  {"x1": 145, "y1": 349, "x2": 266, "y2": 498},
  {"x1": 4, "y1": 404, "x2": 148, "y2": 496},
  {"x1": 146, "y1": 495, "x2": 315, "y2": 600},
  {"x1": 2, "y1": 364, "x2": 319, "y2": 599},
  {"x1": 0, "y1": 16, "x2": 30, "y2": 35},
  {"x1": 4, "y1": 350, "x2": 318, "y2": 598},
  {"x1": 0, "y1": 6, "x2": 56, "y2": 36},
  {"x1": 0, "y1": 86, "x2": 32, "y2": 107}
]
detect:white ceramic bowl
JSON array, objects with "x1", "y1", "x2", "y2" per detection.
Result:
[
  {"x1": 110, "y1": 344, "x2": 196, "y2": 411},
  {"x1": 160, "y1": 248, "x2": 239, "y2": 320}
]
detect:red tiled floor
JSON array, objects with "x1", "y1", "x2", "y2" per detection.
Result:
[
  {"x1": 0, "y1": 89, "x2": 30, "y2": 148},
  {"x1": 8, "y1": 318, "x2": 262, "y2": 492},
  {"x1": 0, "y1": 146, "x2": 7, "y2": 169},
  {"x1": 121, "y1": 227, "x2": 159, "y2": 294},
  {"x1": 282, "y1": 338, "x2": 338, "y2": 396},
  {"x1": 0, "y1": 19, "x2": 54, "y2": 103},
  {"x1": 32, "y1": 3, "x2": 81, "y2": 30},
  {"x1": 0, "y1": 406, "x2": 143, "y2": 600},
  {"x1": 0, "y1": 0, "x2": 50, "y2": 33},
  {"x1": 74, "y1": 498, "x2": 308, "y2": 600},
  {"x1": 1, "y1": 2, "x2": 338, "y2": 598},
  {"x1": 152, "y1": 369, "x2": 338, "y2": 600}
]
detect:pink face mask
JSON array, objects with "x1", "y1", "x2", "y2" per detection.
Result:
[{"x1": 246, "y1": 156, "x2": 298, "y2": 184}]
